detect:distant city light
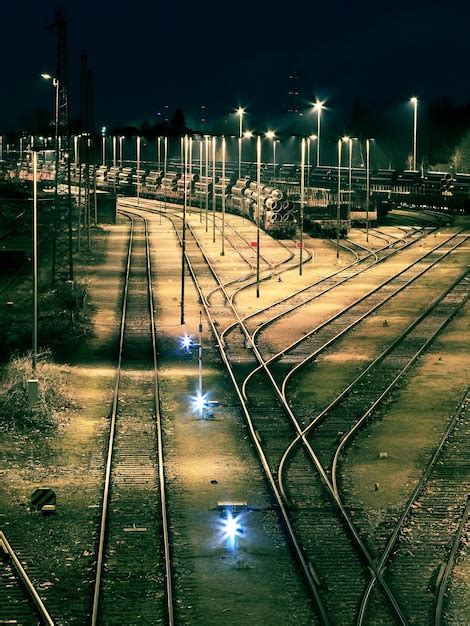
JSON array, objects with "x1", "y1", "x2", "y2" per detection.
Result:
[{"x1": 265, "y1": 130, "x2": 276, "y2": 140}]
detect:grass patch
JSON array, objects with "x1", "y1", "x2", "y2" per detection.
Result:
[{"x1": 0, "y1": 351, "x2": 74, "y2": 431}]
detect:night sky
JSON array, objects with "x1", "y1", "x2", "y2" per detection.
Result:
[{"x1": 2, "y1": 0, "x2": 470, "y2": 134}]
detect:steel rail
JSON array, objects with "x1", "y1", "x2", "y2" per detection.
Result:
[
  {"x1": 435, "y1": 493, "x2": 470, "y2": 626},
  {"x1": 122, "y1": 203, "x2": 330, "y2": 624},
  {"x1": 279, "y1": 232, "x2": 469, "y2": 398},
  {"x1": 227, "y1": 220, "x2": 426, "y2": 344},
  {"x1": 278, "y1": 270, "x2": 470, "y2": 505},
  {"x1": 143, "y1": 214, "x2": 175, "y2": 625},
  {"x1": 90, "y1": 215, "x2": 134, "y2": 626},
  {"x1": 0, "y1": 531, "x2": 55, "y2": 625},
  {"x1": 127, "y1": 203, "x2": 409, "y2": 625},
  {"x1": 242, "y1": 227, "x2": 461, "y2": 398},
  {"x1": 350, "y1": 389, "x2": 469, "y2": 626}
]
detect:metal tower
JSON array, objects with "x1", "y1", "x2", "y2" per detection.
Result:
[{"x1": 48, "y1": 9, "x2": 74, "y2": 283}]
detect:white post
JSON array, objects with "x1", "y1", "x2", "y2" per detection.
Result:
[
  {"x1": 32, "y1": 150, "x2": 38, "y2": 374},
  {"x1": 112, "y1": 136, "x2": 116, "y2": 167},
  {"x1": 256, "y1": 135, "x2": 261, "y2": 298},
  {"x1": 221, "y1": 136, "x2": 226, "y2": 256},
  {"x1": 136, "y1": 136, "x2": 141, "y2": 206},
  {"x1": 300, "y1": 137, "x2": 305, "y2": 275},
  {"x1": 337, "y1": 139, "x2": 342, "y2": 259}
]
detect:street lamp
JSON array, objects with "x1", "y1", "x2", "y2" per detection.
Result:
[
  {"x1": 265, "y1": 131, "x2": 276, "y2": 185},
  {"x1": 212, "y1": 136, "x2": 216, "y2": 243},
  {"x1": 221, "y1": 136, "x2": 226, "y2": 256},
  {"x1": 300, "y1": 137, "x2": 306, "y2": 275},
  {"x1": 119, "y1": 136, "x2": 124, "y2": 168},
  {"x1": 365, "y1": 138, "x2": 375, "y2": 242},
  {"x1": 101, "y1": 127, "x2": 106, "y2": 167},
  {"x1": 410, "y1": 97, "x2": 418, "y2": 171},
  {"x1": 256, "y1": 135, "x2": 261, "y2": 298},
  {"x1": 236, "y1": 107, "x2": 245, "y2": 178},
  {"x1": 346, "y1": 137, "x2": 358, "y2": 223},
  {"x1": 112, "y1": 136, "x2": 117, "y2": 167},
  {"x1": 307, "y1": 134, "x2": 317, "y2": 206},
  {"x1": 337, "y1": 138, "x2": 344, "y2": 259},
  {"x1": 181, "y1": 135, "x2": 189, "y2": 325},
  {"x1": 136, "y1": 136, "x2": 141, "y2": 205},
  {"x1": 204, "y1": 135, "x2": 210, "y2": 232},
  {"x1": 313, "y1": 100, "x2": 325, "y2": 167}
]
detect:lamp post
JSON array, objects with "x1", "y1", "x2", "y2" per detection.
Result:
[
  {"x1": 112, "y1": 136, "x2": 116, "y2": 167},
  {"x1": 205, "y1": 135, "x2": 209, "y2": 232},
  {"x1": 236, "y1": 107, "x2": 245, "y2": 178},
  {"x1": 366, "y1": 138, "x2": 373, "y2": 242},
  {"x1": 157, "y1": 136, "x2": 161, "y2": 171},
  {"x1": 221, "y1": 136, "x2": 226, "y2": 256},
  {"x1": 101, "y1": 127, "x2": 106, "y2": 166},
  {"x1": 307, "y1": 134, "x2": 317, "y2": 207},
  {"x1": 119, "y1": 136, "x2": 124, "y2": 168},
  {"x1": 347, "y1": 137, "x2": 357, "y2": 223},
  {"x1": 199, "y1": 137, "x2": 203, "y2": 222},
  {"x1": 256, "y1": 135, "x2": 261, "y2": 298},
  {"x1": 265, "y1": 131, "x2": 276, "y2": 185},
  {"x1": 300, "y1": 137, "x2": 306, "y2": 275},
  {"x1": 163, "y1": 136, "x2": 168, "y2": 215},
  {"x1": 313, "y1": 100, "x2": 325, "y2": 167},
  {"x1": 136, "y1": 136, "x2": 141, "y2": 206},
  {"x1": 32, "y1": 148, "x2": 39, "y2": 374},
  {"x1": 74, "y1": 135, "x2": 79, "y2": 164},
  {"x1": 410, "y1": 97, "x2": 418, "y2": 171},
  {"x1": 181, "y1": 135, "x2": 188, "y2": 325},
  {"x1": 337, "y1": 138, "x2": 343, "y2": 259},
  {"x1": 212, "y1": 136, "x2": 216, "y2": 243}
]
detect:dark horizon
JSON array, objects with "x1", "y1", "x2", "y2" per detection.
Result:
[{"x1": 2, "y1": 0, "x2": 470, "y2": 131}]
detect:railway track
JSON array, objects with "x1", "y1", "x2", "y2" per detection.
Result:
[
  {"x1": 90, "y1": 211, "x2": 173, "y2": 625},
  {"x1": 123, "y1": 202, "x2": 420, "y2": 624},
  {"x1": 144, "y1": 202, "x2": 465, "y2": 620},
  {"x1": 0, "y1": 532, "x2": 53, "y2": 625}
]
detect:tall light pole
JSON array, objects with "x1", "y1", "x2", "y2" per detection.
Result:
[
  {"x1": 112, "y1": 136, "x2": 116, "y2": 167},
  {"x1": 199, "y1": 137, "x2": 203, "y2": 222},
  {"x1": 337, "y1": 138, "x2": 343, "y2": 259},
  {"x1": 212, "y1": 136, "x2": 216, "y2": 243},
  {"x1": 101, "y1": 127, "x2": 106, "y2": 167},
  {"x1": 410, "y1": 97, "x2": 418, "y2": 171},
  {"x1": 32, "y1": 148, "x2": 39, "y2": 374},
  {"x1": 236, "y1": 107, "x2": 245, "y2": 178},
  {"x1": 205, "y1": 135, "x2": 209, "y2": 232},
  {"x1": 221, "y1": 136, "x2": 226, "y2": 256},
  {"x1": 300, "y1": 137, "x2": 306, "y2": 275},
  {"x1": 136, "y1": 136, "x2": 141, "y2": 206},
  {"x1": 163, "y1": 136, "x2": 168, "y2": 214},
  {"x1": 366, "y1": 138, "x2": 374, "y2": 242},
  {"x1": 256, "y1": 135, "x2": 261, "y2": 298},
  {"x1": 307, "y1": 134, "x2": 317, "y2": 206},
  {"x1": 119, "y1": 136, "x2": 124, "y2": 168},
  {"x1": 347, "y1": 137, "x2": 357, "y2": 223},
  {"x1": 265, "y1": 130, "x2": 276, "y2": 185},
  {"x1": 181, "y1": 135, "x2": 188, "y2": 325},
  {"x1": 157, "y1": 136, "x2": 161, "y2": 171},
  {"x1": 313, "y1": 100, "x2": 325, "y2": 167}
]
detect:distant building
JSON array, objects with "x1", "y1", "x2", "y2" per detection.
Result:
[{"x1": 282, "y1": 74, "x2": 304, "y2": 120}]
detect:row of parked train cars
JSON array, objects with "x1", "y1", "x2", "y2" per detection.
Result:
[
  {"x1": 72, "y1": 163, "x2": 299, "y2": 235},
  {"x1": 4, "y1": 159, "x2": 469, "y2": 236}
]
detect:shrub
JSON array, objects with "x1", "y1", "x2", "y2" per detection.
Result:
[
  {"x1": 0, "y1": 351, "x2": 74, "y2": 431},
  {"x1": 0, "y1": 280, "x2": 94, "y2": 358}
]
